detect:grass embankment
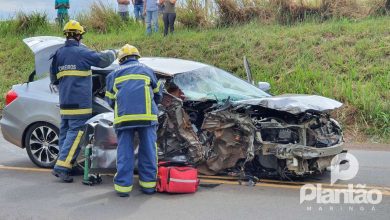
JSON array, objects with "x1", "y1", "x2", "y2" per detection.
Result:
[{"x1": 0, "y1": 15, "x2": 389, "y2": 142}]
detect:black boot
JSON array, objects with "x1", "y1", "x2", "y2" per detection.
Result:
[
  {"x1": 141, "y1": 188, "x2": 156, "y2": 195},
  {"x1": 52, "y1": 169, "x2": 73, "y2": 183},
  {"x1": 116, "y1": 192, "x2": 130, "y2": 197}
]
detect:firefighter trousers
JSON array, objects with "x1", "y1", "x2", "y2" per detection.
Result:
[
  {"x1": 114, "y1": 126, "x2": 157, "y2": 194},
  {"x1": 54, "y1": 118, "x2": 87, "y2": 173}
]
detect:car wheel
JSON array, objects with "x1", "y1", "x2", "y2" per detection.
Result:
[{"x1": 25, "y1": 122, "x2": 59, "y2": 168}]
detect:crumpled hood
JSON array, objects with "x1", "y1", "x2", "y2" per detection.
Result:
[{"x1": 234, "y1": 94, "x2": 343, "y2": 114}]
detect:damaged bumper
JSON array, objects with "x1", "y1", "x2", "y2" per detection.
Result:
[
  {"x1": 273, "y1": 142, "x2": 344, "y2": 160},
  {"x1": 260, "y1": 142, "x2": 345, "y2": 176}
]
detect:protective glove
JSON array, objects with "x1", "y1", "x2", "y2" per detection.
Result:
[
  {"x1": 101, "y1": 49, "x2": 119, "y2": 59},
  {"x1": 49, "y1": 83, "x2": 58, "y2": 93},
  {"x1": 111, "y1": 49, "x2": 119, "y2": 59}
]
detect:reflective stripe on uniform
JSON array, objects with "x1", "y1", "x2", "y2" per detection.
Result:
[
  {"x1": 55, "y1": 160, "x2": 72, "y2": 168},
  {"x1": 55, "y1": 131, "x2": 84, "y2": 169},
  {"x1": 153, "y1": 81, "x2": 161, "y2": 93},
  {"x1": 57, "y1": 70, "x2": 92, "y2": 79},
  {"x1": 112, "y1": 74, "x2": 156, "y2": 124},
  {"x1": 114, "y1": 114, "x2": 157, "y2": 125},
  {"x1": 114, "y1": 184, "x2": 133, "y2": 193},
  {"x1": 115, "y1": 102, "x2": 119, "y2": 118},
  {"x1": 145, "y1": 80, "x2": 151, "y2": 115},
  {"x1": 114, "y1": 74, "x2": 151, "y2": 89},
  {"x1": 113, "y1": 74, "x2": 151, "y2": 94},
  {"x1": 139, "y1": 180, "x2": 156, "y2": 189},
  {"x1": 105, "y1": 91, "x2": 115, "y2": 100},
  {"x1": 66, "y1": 131, "x2": 84, "y2": 164},
  {"x1": 60, "y1": 108, "x2": 92, "y2": 115}
]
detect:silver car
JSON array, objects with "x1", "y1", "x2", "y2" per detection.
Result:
[{"x1": 1, "y1": 37, "x2": 344, "y2": 177}]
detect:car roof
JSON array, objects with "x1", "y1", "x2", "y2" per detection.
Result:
[
  {"x1": 92, "y1": 57, "x2": 208, "y2": 76},
  {"x1": 139, "y1": 57, "x2": 208, "y2": 76},
  {"x1": 23, "y1": 36, "x2": 208, "y2": 77}
]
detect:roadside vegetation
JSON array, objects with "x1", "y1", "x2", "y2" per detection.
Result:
[{"x1": 0, "y1": 0, "x2": 389, "y2": 142}]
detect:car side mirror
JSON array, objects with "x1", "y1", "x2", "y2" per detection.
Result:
[{"x1": 258, "y1": 82, "x2": 271, "y2": 92}]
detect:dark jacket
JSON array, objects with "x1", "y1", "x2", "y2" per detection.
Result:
[
  {"x1": 105, "y1": 58, "x2": 162, "y2": 129},
  {"x1": 50, "y1": 39, "x2": 116, "y2": 119}
]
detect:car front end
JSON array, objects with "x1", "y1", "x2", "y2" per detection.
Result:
[{"x1": 159, "y1": 65, "x2": 345, "y2": 178}]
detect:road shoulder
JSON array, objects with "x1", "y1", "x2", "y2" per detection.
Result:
[{"x1": 344, "y1": 142, "x2": 390, "y2": 151}]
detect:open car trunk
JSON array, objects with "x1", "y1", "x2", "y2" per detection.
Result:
[{"x1": 23, "y1": 36, "x2": 116, "y2": 115}]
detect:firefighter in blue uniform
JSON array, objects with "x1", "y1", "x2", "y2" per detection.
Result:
[
  {"x1": 50, "y1": 20, "x2": 117, "y2": 182},
  {"x1": 105, "y1": 44, "x2": 162, "y2": 197}
]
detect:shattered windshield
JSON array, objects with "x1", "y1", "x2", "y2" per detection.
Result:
[{"x1": 173, "y1": 66, "x2": 271, "y2": 102}]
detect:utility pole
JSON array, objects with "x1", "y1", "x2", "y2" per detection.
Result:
[{"x1": 204, "y1": 0, "x2": 211, "y2": 16}]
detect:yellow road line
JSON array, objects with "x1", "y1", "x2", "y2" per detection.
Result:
[
  {"x1": 201, "y1": 178, "x2": 303, "y2": 189},
  {"x1": 199, "y1": 175, "x2": 239, "y2": 180},
  {"x1": 199, "y1": 174, "x2": 390, "y2": 191},
  {"x1": 0, "y1": 165, "x2": 50, "y2": 172},
  {"x1": 260, "y1": 179, "x2": 390, "y2": 191},
  {"x1": 200, "y1": 179, "x2": 390, "y2": 196},
  {"x1": 1, "y1": 165, "x2": 389, "y2": 196}
]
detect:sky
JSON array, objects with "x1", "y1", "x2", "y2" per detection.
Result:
[{"x1": 0, "y1": 0, "x2": 120, "y2": 20}]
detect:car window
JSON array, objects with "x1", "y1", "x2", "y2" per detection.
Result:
[{"x1": 173, "y1": 66, "x2": 271, "y2": 102}]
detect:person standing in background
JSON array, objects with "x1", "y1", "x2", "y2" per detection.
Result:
[
  {"x1": 117, "y1": 0, "x2": 130, "y2": 21},
  {"x1": 133, "y1": 0, "x2": 145, "y2": 22},
  {"x1": 55, "y1": 0, "x2": 70, "y2": 27},
  {"x1": 160, "y1": 0, "x2": 176, "y2": 36},
  {"x1": 143, "y1": 0, "x2": 159, "y2": 35}
]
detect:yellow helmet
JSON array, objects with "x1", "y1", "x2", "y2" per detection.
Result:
[
  {"x1": 118, "y1": 44, "x2": 141, "y2": 62},
  {"x1": 63, "y1": 20, "x2": 85, "y2": 35}
]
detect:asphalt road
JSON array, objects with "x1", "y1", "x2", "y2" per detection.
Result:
[{"x1": 0, "y1": 131, "x2": 390, "y2": 220}]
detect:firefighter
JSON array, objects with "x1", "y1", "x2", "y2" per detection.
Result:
[
  {"x1": 105, "y1": 44, "x2": 162, "y2": 197},
  {"x1": 50, "y1": 20, "x2": 117, "y2": 182}
]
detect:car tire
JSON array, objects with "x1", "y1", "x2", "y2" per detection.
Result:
[{"x1": 25, "y1": 122, "x2": 59, "y2": 168}]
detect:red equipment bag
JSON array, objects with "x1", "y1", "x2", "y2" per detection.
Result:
[{"x1": 157, "y1": 162, "x2": 199, "y2": 194}]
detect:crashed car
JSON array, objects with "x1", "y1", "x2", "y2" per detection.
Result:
[{"x1": 1, "y1": 36, "x2": 344, "y2": 178}]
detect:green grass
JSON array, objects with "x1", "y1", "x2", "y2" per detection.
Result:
[{"x1": 0, "y1": 17, "x2": 389, "y2": 142}]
